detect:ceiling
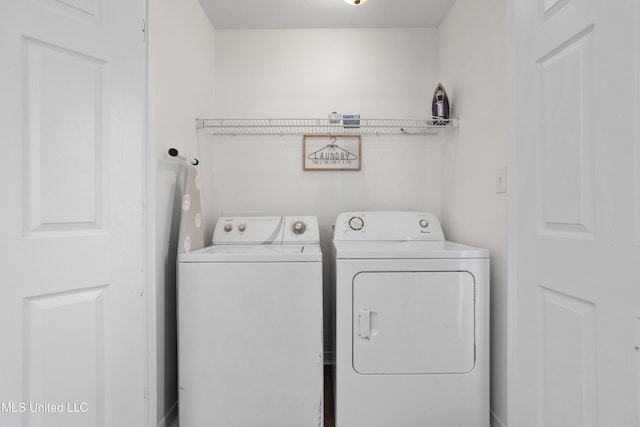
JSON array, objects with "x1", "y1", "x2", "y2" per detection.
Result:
[{"x1": 199, "y1": 0, "x2": 456, "y2": 30}]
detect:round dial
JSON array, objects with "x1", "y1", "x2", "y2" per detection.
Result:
[
  {"x1": 223, "y1": 224, "x2": 233, "y2": 232},
  {"x1": 291, "y1": 221, "x2": 307, "y2": 235},
  {"x1": 419, "y1": 219, "x2": 429, "y2": 228},
  {"x1": 237, "y1": 223, "x2": 247, "y2": 232},
  {"x1": 348, "y1": 216, "x2": 364, "y2": 231}
]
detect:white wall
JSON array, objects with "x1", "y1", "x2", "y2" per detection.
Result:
[
  {"x1": 438, "y1": 0, "x2": 508, "y2": 425},
  {"x1": 148, "y1": 0, "x2": 215, "y2": 425},
  {"x1": 201, "y1": 28, "x2": 443, "y2": 357}
]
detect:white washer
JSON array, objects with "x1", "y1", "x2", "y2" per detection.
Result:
[
  {"x1": 178, "y1": 216, "x2": 323, "y2": 427},
  {"x1": 332, "y1": 211, "x2": 489, "y2": 427}
]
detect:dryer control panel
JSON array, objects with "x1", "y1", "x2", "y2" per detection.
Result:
[
  {"x1": 333, "y1": 211, "x2": 445, "y2": 241},
  {"x1": 213, "y1": 216, "x2": 320, "y2": 245}
]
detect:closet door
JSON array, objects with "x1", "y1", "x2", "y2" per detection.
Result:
[
  {"x1": 510, "y1": 0, "x2": 640, "y2": 425},
  {"x1": 0, "y1": 1, "x2": 147, "y2": 426}
]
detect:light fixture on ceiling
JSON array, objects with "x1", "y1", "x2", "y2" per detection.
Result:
[{"x1": 344, "y1": 0, "x2": 369, "y2": 5}]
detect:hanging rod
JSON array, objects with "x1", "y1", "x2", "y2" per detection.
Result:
[{"x1": 168, "y1": 148, "x2": 199, "y2": 165}]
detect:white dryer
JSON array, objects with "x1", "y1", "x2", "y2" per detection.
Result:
[
  {"x1": 178, "y1": 216, "x2": 323, "y2": 427},
  {"x1": 332, "y1": 211, "x2": 489, "y2": 427}
]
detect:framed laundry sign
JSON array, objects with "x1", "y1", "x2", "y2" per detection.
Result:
[{"x1": 303, "y1": 135, "x2": 361, "y2": 171}]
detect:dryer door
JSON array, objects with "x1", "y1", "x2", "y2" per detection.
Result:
[{"x1": 353, "y1": 271, "x2": 475, "y2": 374}]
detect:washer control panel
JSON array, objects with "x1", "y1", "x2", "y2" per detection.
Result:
[
  {"x1": 334, "y1": 211, "x2": 445, "y2": 241},
  {"x1": 213, "y1": 216, "x2": 320, "y2": 245}
]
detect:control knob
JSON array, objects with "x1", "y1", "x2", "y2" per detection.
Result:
[
  {"x1": 419, "y1": 219, "x2": 429, "y2": 228},
  {"x1": 291, "y1": 221, "x2": 307, "y2": 235},
  {"x1": 237, "y1": 223, "x2": 247, "y2": 232},
  {"x1": 223, "y1": 223, "x2": 233, "y2": 232},
  {"x1": 348, "y1": 216, "x2": 364, "y2": 231}
]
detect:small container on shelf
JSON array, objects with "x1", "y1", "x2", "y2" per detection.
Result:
[
  {"x1": 343, "y1": 114, "x2": 361, "y2": 128},
  {"x1": 329, "y1": 112, "x2": 342, "y2": 124}
]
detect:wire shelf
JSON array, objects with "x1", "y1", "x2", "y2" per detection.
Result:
[{"x1": 196, "y1": 118, "x2": 458, "y2": 136}]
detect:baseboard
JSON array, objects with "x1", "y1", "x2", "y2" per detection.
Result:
[
  {"x1": 490, "y1": 410, "x2": 506, "y2": 427},
  {"x1": 158, "y1": 401, "x2": 178, "y2": 427}
]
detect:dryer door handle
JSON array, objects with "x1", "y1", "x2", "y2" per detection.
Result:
[{"x1": 358, "y1": 308, "x2": 371, "y2": 339}]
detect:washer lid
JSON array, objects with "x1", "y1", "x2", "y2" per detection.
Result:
[
  {"x1": 333, "y1": 240, "x2": 488, "y2": 259},
  {"x1": 179, "y1": 244, "x2": 322, "y2": 263}
]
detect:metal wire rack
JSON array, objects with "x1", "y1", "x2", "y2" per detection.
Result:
[{"x1": 196, "y1": 118, "x2": 458, "y2": 136}]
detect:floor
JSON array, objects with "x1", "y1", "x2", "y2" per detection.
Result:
[{"x1": 324, "y1": 365, "x2": 335, "y2": 427}]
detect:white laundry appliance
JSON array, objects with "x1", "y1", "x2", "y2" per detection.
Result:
[
  {"x1": 178, "y1": 216, "x2": 323, "y2": 427},
  {"x1": 332, "y1": 211, "x2": 489, "y2": 427}
]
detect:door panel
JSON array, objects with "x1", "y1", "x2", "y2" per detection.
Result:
[
  {"x1": 35, "y1": 0, "x2": 102, "y2": 23},
  {"x1": 24, "y1": 286, "x2": 107, "y2": 427},
  {"x1": 537, "y1": 26, "x2": 595, "y2": 238},
  {"x1": 537, "y1": 287, "x2": 597, "y2": 427},
  {"x1": 24, "y1": 37, "x2": 106, "y2": 234},
  {"x1": 0, "y1": 0, "x2": 146, "y2": 426},
  {"x1": 353, "y1": 271, "x2": 475, "y2": 374}
]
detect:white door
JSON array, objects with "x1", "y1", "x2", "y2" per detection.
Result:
[
  {"x1": 0, "y1": 1, "x2": 147, "y2": 426},
  {"x1": 510, "y1": 0, "x2": 640, "y2": 425}
]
